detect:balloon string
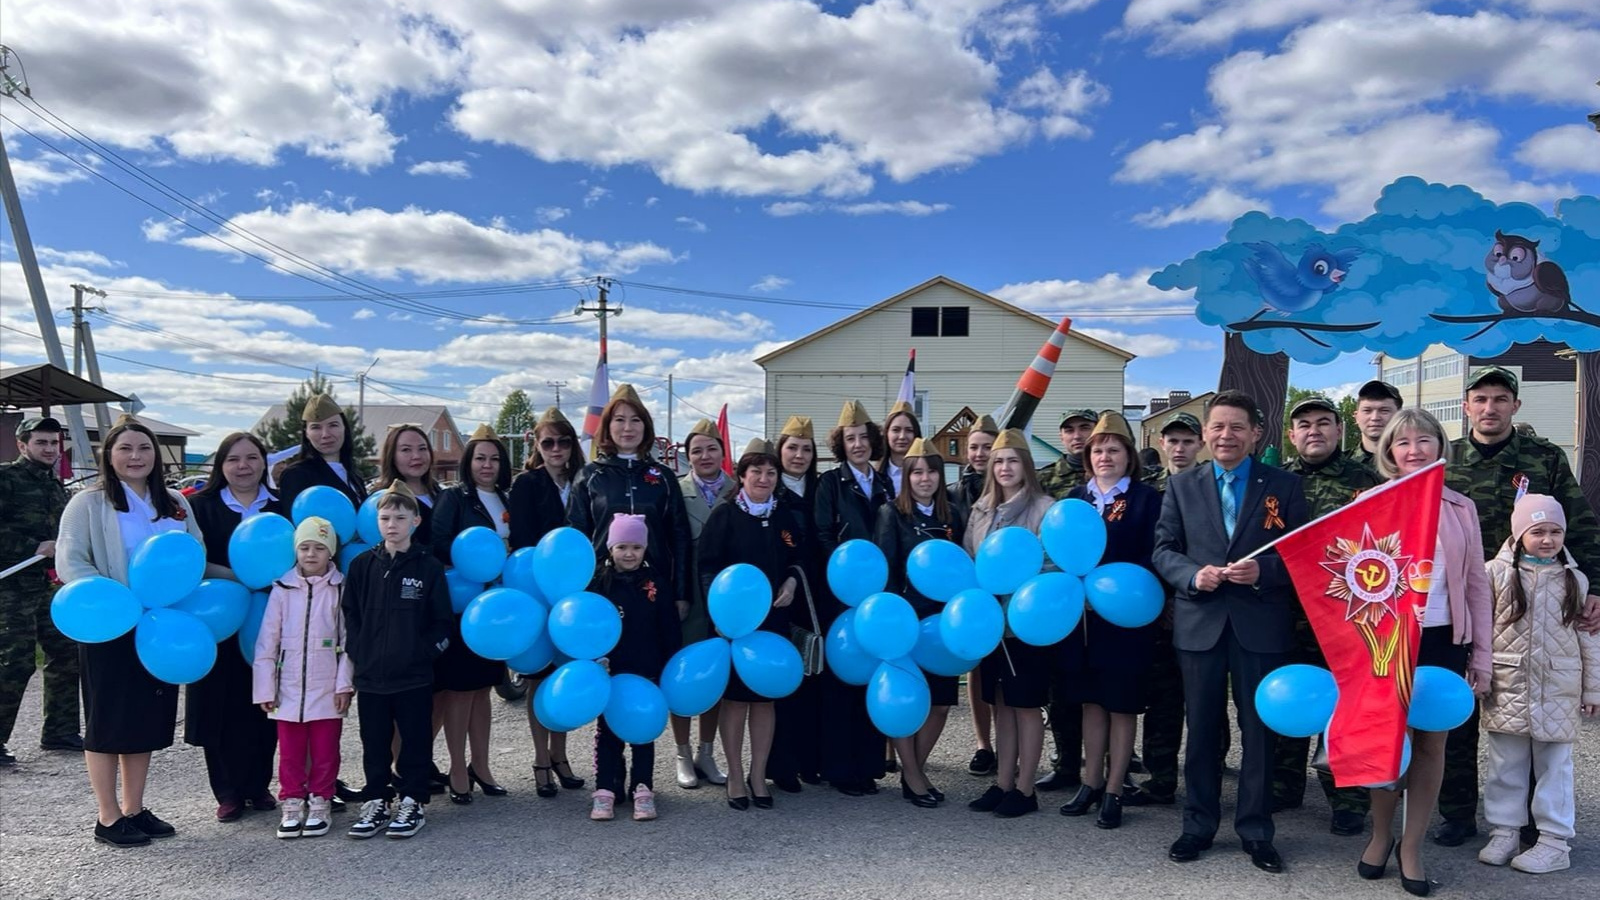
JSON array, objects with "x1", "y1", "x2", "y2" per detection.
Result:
[{"x1": 1000, "y1": 639, "x2": 1017, "y2": 677}]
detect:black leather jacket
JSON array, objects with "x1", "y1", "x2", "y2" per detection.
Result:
[{"x1": 568, "y1": 454, "x2": 692, "y2": 601}]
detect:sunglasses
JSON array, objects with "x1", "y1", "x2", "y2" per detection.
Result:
[{"x1": 539, "y1": 437, "x2": 573, "y2": 449}]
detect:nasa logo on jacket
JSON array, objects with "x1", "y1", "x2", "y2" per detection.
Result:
[{"x1": 400, "y1": 576, "x2": 425, "y2": 600}]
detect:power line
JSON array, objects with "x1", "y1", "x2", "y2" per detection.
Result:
[{"x1": 0, "y1": 323, "x2": 330, "y2": 387}]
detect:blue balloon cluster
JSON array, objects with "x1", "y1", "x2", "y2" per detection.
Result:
[
  {"x1": 827, "y1": 540, "x2": 888, "y2": 607},
  {"x1": 1041, "y1": 499, "x2": 1107, "y2": 576},
  {"x1": 229, "y1": 513, "x2": 296, "y2": 590},
  {"x1": 462, "y1": 588, "x2": 548, "y2": 661},
  {"x1": 707, "y1": 563, "x2": 771, "y2": 639},
  {"x1": 291, "y1": 486, "x2": 357, "y2": 543}
]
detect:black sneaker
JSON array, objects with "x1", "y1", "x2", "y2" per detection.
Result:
[
  {"x1": 1432, "y1": 818, "x2": 1477, "y2": 847},
  {"x1": 1128, "y1": 753, "x2": 1146, "y2": 775},
  {"x1": 348, "y1": 799, "x2": 389, "y2": 839},
  {"x1": 968, "y1": 785, "x2": 1006, "y2": 811},
  {"x1": 40, "y1": 734, "x2": 84, "y2": 752},
  {"x1": 994, "y1": 789, "x2": 1039, "y2": 818},
  {"x1": 387, "y1": 796, "x2": 425, "y2": 839},
  {"x1": 93, "y1": 816, "x2": 151, "y2": 847},
  {"x1": 967, "y1": 748, "x2": 996, "y2": 777},
  {"x1": 127, "y1": 808, "x2": 176, "y2": 838}
]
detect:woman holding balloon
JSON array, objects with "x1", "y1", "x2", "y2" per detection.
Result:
[
  {"x1": 277, "y1": 394, "x2": 368, "y2": 511},
  {"x1": 770, "y1": 415, "x2": 824, "y2": 791},
  {"x1": 814, "y1": 400, "x2": 894, "y2": 796},
  {"x1": 56, "y1": 417, "x2": 212, "y2": 847},
  {"x1": 699, "y1": 439, "x2": 807, "y2": 809},
  {"x1": 509, "y1": 406, "x2": 584, "y2": 797},
  {"x1": 964, "y1": 428, "x2": 1056, "y2": 818},
  {"x1": 1056, "y1": 413, "x2": 1162, "y2": 829},
  {"x1": 1358, "y1": 408, "x2": 1491, "y2": 895},
  {"x1": 185, "y1": 432, "x2": 282, "y2": 822},
  {"x1": 874, "y1": 438, "x2": 964, "y2": 807},
  {"x1": 430, "y1": 425, "x2": 513, "y2": 802},
  {"x1": 375, "y1": 424, "x2": 440, "y2": 548}
]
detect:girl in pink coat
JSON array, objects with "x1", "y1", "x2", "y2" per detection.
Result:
[{"x1": 253, "y1": 516, "x2": 353, "y2": 839}]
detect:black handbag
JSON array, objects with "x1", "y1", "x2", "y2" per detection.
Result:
[{"x1": 787, "y1": 566, "x2": 825, "y2": 677}]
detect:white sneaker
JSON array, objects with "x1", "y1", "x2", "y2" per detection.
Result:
[
  {"x1": 386, "y1": 796, "x2": 424, "y2": 839},
  {"x1": 675, "y1": 745, "x2": 699, "y2": 789},
  {"x1": 277, "y1": 798, "x2": 304, "y2": 839},
  {"x1": 347, "y1": 799, "x2": 388, "y2": 839},
  {"x1": 1510, "y1": 839, "x2": 1570, "y2": 874},
  {"x1": 696, "y1": 742, "x2": 728, "y2": 786},
  {"x1": 1478, "y1": 828, "x2": 1519, "y2": 866},
  {"x1": 302, "y1": 795, "x2": 331, "y2": 837},
  {"x1": 632, "y1": 785, "x2": 657, "y2": 821}
]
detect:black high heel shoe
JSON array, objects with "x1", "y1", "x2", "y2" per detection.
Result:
[
  {"x1": 1397, "y1": 842, "x2": 1431, "y2": 896},
  {"x1": 749, "y1": 779, "x2": 773, "y2": 810},
  {"x1": 900, "y1": 778, "x2": 939, "y2": 809},
  {"x1": 551, "y1": 758, "x2": 585, "y2": 790},
  {"x1": 1095, "y1": 792, "x2": 1123, "y2": 829},
  {"x1": 533, "y1": 765, "x2": 558, "y2": 799},
  {"x1": 1058, "y1": 784, "x2": 1103, "y2": 816},
  {"x1": 1358, "y1": 838, "x2": 1395, "y2": 880},
  {"x1": 727, "y1": 783, "x2": 750, "y2": 811},
  {"x1": 448, "y1": 774, "x2": 473, "y2": 805},
  {"x1": 468, "y1": 766, "x2": 508, "y2": 797}
]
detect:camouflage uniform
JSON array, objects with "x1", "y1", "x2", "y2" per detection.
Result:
[
  {"x1": 1272, "y1": 450, "x2": 1383, "y2": 814},
  {"x1": 1439, "y1": 428, "x2": 1600, "y2": 825},
  {"x1": 1348, "y1": 445, "x2": 1378, "y2": 470},
  {"x1": 0, "y1": 455, "x2": 77, "y2": 749},
  {"x1": 1037, "y1": 452, "x2": 1085, "y2": 500}
]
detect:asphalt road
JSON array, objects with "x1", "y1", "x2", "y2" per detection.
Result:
[{"x1": 1, "y1": 680, "x2": 1595, "y2": 900}]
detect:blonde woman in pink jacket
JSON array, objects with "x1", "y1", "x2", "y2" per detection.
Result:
[{"x1": 253, "y1": 517, "x2": 354, "y2": 840}]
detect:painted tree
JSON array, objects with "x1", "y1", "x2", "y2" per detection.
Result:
[
  {"x1": 255, "y1": 373, "x2": 377, "y2": 478},
  {"x1": 494, "y1": 389, "x2": 537, "y2": 470}
]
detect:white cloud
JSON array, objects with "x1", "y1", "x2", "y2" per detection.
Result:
[
  {"x1": 3, "y1": 146, "x2": 91, "y2": 195},
  {"x1": 535, "y1": 206, "x2": 570, "y2": 223},
  {"x1": 675, "y1": 216, "x2": 709, "y2": 232},
  {"x1": 1133, "y1": 185, "x2": 1269, "y2": 227},
  {"x1": 763, "y1": 199, "x2": 950, "y2": 217},
  {"x1": 991, "y1": 269, "x2": 1195, "y2": 321},
  {"x1": 645, "y1": 197, "x2": 660, "y2": 207},
  {"x1": 407, "y1": 159, "x2": 471, "y2": 178},
  {"x1": 1117, "y1": 10, "x2": 1598, "y2": 218},
  {"x1": 583, "y1": 186, "x2": 611, "y2": 208},
  {"x1": 140, "y1": 218, "x2": 187, "y2": 243},
  {"x1": 1122, "y1": 0, "x2": 1425, "y2": 51},
  {"x1": 352, "y1": 308, "x2": 377, "y2": 320},
  {"x1": 1010, "y1": 67, "x2": 1110, "y2": 139},
  {"x1": 175, "y1": 202, "x2": 677, "y2": 283},
  {"x1": 1516, "y1": 125, "x2": 1600, "y2": 175},
  {"x1": 750, "y1": 275, "x2": 792, "y2": 292},
  {"x1": 1077, "y1": 327, "x2": 1214, "y2": 358},
  {"x1": 35, "y1": 247, "x2": 121, "y2": 269}
]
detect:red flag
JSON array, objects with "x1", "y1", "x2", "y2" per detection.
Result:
[
  {"x1": 1273, "y1": 461, "x2": 1444, "y2": 787},
  {"x1": 716, "y1": 404, "x2": 733, "y2": 476}
]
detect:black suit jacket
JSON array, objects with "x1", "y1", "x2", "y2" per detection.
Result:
[{"x1": 1152, "y1": 462, "x2": 1309, "y2": 655}]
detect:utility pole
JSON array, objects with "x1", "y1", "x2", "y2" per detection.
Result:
[
  {"x1": 357, "y1": 358, "x2": 380, "y2": 428},
  {"x1": 666, "y1": 374, "x2": 674, "y2": 446},
  {"x1": 2, "y1": 46, "x2": 95, "y2": 474},
  {"x1": 546, "y1": 380, "x2": 567, "y2": 410},
  {"x1": 576, "y1": 276, "x2": 622, "y2": 365},
  {"x1": 70, "y1": 284, "x2": 112, "y2": 437}
]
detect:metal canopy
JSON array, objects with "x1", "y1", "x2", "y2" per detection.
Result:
[{"x1": 0, "y1": 363, "x2": 129, "y2": 411}]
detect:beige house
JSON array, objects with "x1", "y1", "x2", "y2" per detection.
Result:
[
  {"x1": 757, "y1": 276, "x2": 1134, "y2": 461},
  {"x1": 1141, "y1": 389, "x2": 1215, "y2": 462},
  {"x1": 1375, "y1": 339, "x2": 1577, "y2": 463}
]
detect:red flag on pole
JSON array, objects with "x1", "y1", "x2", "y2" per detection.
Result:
[
  {"x1": 716, "y1": 404, "x2": 733, "y2": 476},
  {"x1": 1271, "y1": 460, "x2": 1445, "y2": 787},
  {"x1": 580, "y1": 337, "x2": 610, "y2": 461}
]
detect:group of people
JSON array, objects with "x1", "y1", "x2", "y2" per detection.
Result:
[{"x1": 0, "y1": 364, "x2": 1594, "y2": 891}]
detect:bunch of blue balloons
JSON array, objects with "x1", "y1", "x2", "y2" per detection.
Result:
[{"x1": 825, "y1": 540, "x2": 933, "y2": 738}]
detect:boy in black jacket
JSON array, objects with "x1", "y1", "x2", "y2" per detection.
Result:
[{"x1": 341, "y1": 482, "x2": 450, "y2": 840}]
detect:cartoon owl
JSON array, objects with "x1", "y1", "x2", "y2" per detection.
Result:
[{"x1": 1485, "y1": 230, "x2": 1570, "y2": 314}]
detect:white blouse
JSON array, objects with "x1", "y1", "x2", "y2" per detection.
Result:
[
  {"x1": 478, "y1": 489, "x2": 510, "y2": 540},
  {"x1": 116, "y1": 481, "x2": 186, "y2": 561}
]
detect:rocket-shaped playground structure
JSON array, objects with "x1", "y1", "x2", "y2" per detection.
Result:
[{"x1": 996, "y1": 316, "x2": 1073, "y2": 431}]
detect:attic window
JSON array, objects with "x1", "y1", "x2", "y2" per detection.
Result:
[{"x1": 909, "y1": 306, "x2": 969, "y2": 337}]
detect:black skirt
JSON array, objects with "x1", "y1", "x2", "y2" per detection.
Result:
[
  {"x1": 433, "y1": 615, "x2": 506, "y2": 692},
  {"x1": 980, "y1": 638, "x2": 1052, "y2": 708},
  {"x1": 1056, "y1": 612, "x2": 1158, "y2": 714},
  {"x1": 82, "y1": 632, "x2": 178, "y2": 754},
  {"x1": 183, "y1": 644, "x2": 274, "y2": 749},
  {"x1": 928, "y1": 673, "x2": 959, "y2": 707},
  {"x1": 1417, "y1": 625, "x2": 1468, "y2": 675}
]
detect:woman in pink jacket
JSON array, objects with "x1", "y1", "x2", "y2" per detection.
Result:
[{"x1": 253, "y1": 517, "x2": 353, "y2": 839}]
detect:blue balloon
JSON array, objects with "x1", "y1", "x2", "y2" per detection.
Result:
[
  {"x1": 356, "y1": 490, "x2": 386, "y2": 545},
  {"x1": 452, "y1": 526, "x2": 508, "y2": 583},
  {"x1": 290, "y1": 485, "x2": 358, "y2": 542},
  {"x1": 462, "y1": 588, "x2": 546, "y2": 660},
  {"x1": 975, "y1": 527, "x2": 1045, "y2": 595},
  {"x1": 237, "y1": 591, "x2": 269, "y2": 661},
  {"x1": 1256, "y1": 664, "x2": 1339, "y2": 739},
  {"x1": 912, "y1": 615, "x2": 980, "y2": 677},
  {"x1": 824, "y1": 610, "x2": 879, "y2": 685},
  {"x1": 661, "y1": 638, "x2": 732, "y2": 716},
  {"x1": 1006, "y1": 572, "x2": 1086, "y2": 646},
  {"x1": 731, "y1": 630, "x2": 804, "y2": 698},
  {"x1": 1041, "y1": 499, "x2": 1107, "y2": 576},
  {"x1": 129, "y1": 531, "x2": 206, "y2": 608},
  {"x1": 547, "y1": 591, "x2": 622, "y2": 660},
  {"x1": 444, "y1": 568, "x2": 487, "y2": 614},
  {"x1": 50, "y1": 576, "x2": 141, "y2": 643},
  {"x1": 135, "y1": 608, "x2": 217, "y2": 684},
  {"x1": 853, "y1": 592, "x2": 919, "y2": 660},
  {"x1": 534, "y1": 660, "x2": 610, "y2": 731},
  {"x1": 826, "y1": 539, "x2": 888, "y2": 607},
  {"x1": 501, "y1": 547, "x2": 546, "y2": 601},
  {"x1": 229, "y1": 513, "x2": 296, "y2": 590},
  {"x1": 1084, "y1": 562, "x2": 1165, "y2": 628},
  {"x1": 505, "y1": 628, "x2": 556, "y2": 675},
  {"x1": 708, "y1": 563, "x2": 772, "y2": 639},
  {"x1": 867, "y1": 660, "x2": 931, "y2": 738},
  {"x1": 604, "y1": 674, "x2": 670, "y2": 744},
  {"x1": 1360, "y1": 734, "x2": 1413, "y2": 789},
  {"x1": 338, "y1": 540, "x2": 372, "y2": 573},
  {"x1": 1408, "y1": 665, "x2": 1475, "y2": 733},
  {"x1": 532, "y1": 527, "x2": 597, "y2": 601},
  {"x1": 173, "y1": 578, "x2": 251, "y2": 641},
  {"x1": 940, "y1": 589, "x2": 1004, "y2": 660},
  {"x1": 906, "y1": 540, "x2": 978, "y2": 603}
]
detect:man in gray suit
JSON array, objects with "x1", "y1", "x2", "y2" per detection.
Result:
[{"x1": 1153, "y1": 391, "x2": 1310, "y2": 874}]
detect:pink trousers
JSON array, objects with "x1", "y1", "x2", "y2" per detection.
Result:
[{"x1": 277, "y1": 718, "x2": 342, "y2": 801}]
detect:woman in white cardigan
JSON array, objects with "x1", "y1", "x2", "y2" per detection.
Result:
[{"x1": 56, "y1": 418, "x2": 220, "y2": 847}]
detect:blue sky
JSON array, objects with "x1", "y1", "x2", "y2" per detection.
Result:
[{"x1": 2, "y1": 0, "x2": 1597, "y2": 452}]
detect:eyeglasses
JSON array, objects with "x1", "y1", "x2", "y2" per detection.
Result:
[{"x1": 539, "y1": 437, "x2": 573, "y2": 449}]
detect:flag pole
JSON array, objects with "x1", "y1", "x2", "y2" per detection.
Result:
[{"x1": 1232, "y1": 460, "x2": 1446, "y2": 564}]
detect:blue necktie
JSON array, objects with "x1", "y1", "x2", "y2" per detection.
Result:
[{"x1": 1221, "y1": 470, "x2": 1238, "y2": 539}]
